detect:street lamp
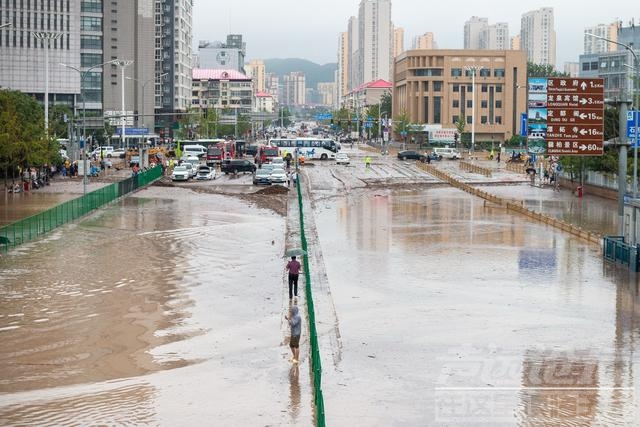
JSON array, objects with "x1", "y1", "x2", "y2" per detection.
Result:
[
  {"x1": 60, "y1": 59, "x2": 118, "y2": 194},
  {"x1": 464, "y1": 65, "x2": 484, "y2": 161},
  {"x1": 33, "y1": 31, "x2": 61, "y2": 135},
  {"x1": 114, "y1": 60, "x2": 134, "y2": 152},
  {"x1": 586, "y1": 32, "x2": 639, "y2": 197},
  {"x1": 126, "y1": 72, "x2": 168, "y2": 131}
]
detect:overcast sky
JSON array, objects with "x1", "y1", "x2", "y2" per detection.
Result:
[{"x1": 193, "y1": 0, "x2": 637, "y2": 66}]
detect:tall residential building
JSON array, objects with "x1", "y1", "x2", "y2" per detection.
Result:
[
  {"x1": 480, "y1": 23, "x2": 509, "y2": 50},
  {"x1": 317, "y1": 82, "x2": 336, "y2": 106},
  {"x1": 563, "y1": 62, "x2": 579, "y2": 77},
  {"x1": 156, "y1": 0, "x2": 193, "y2": 129},
  {"x1": 337, "y1": 32, "x2": 349, "y2": 101},
  {"x1": 393, "y1": 27, "x2": 405, "y2": 58},
  {"x1": 584, "y1": 22, "x2": 618, "y2": 54},
  {"x1": 282, "y1": 72, "x2": 306, "y2": 106},
  {"x1": 357, "y1": 0, "x2": 392, "y2": 86},
  {"x1": 520, "y1": 7, "x2": 556, "y2": 67},
  {"x1": 393, "y1": 49, "x2": 527, "y2": 142},
  {"x1": 246, "y1": 59, "x2": 266, "y2": 92},
  {"x1": 265, "y1": 72, "x2": 279, "y2": 101},
  {"x1": 413, "y1": 32, "x2": 436, "y2": 50},
  {"x1": 347, "y1": 16, "x2": 359, "y2": 92},
  {"x1": 510, "y1": 35, "x2": 521, "y2": 50},
  {"x1": 464, "y1": 16, "x2": 488, "y2": 49},
  {"x1": 0, "y1": 0, "x2": 82, "y2": 125}
]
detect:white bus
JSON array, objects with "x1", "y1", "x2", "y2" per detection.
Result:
[{"x1": 269, "y1": 138, "x2": 340, "y2": 160}]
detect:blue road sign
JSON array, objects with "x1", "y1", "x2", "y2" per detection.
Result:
[
  {"x1": 520, "y1": 113, "x2": 528, "y2": 137},
  {"x1": 364, "y1": 122, "x2": 373, "y2": 128},
  {"x1": 627, "y1": 111, "x2": 638, "y2": 139},
  {"x1": 116, "y1": 127, "x2": 150, "y2": 135}
]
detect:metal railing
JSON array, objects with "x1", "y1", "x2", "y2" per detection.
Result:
[
  {"x1": 603, "y1": 235, "x2": 639, "y2": 271},
  {"x1": 296, "y1": 175, "x2": 326, "y2": 427},
  {"x1": 0, "y1": 166, "x2": 163, "y2": 253}
]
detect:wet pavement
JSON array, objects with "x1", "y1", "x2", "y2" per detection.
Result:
[{"x1": 0, "y1": 145, "x2": 637, "y2": 425}]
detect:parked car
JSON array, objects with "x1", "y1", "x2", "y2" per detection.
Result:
[
  {"x1": 335, "y1": 152, "x2": 350, "y2": 165},
  {"x1": 91, "y1": 146, "x2": 115, "y2": 158},
  {"x1": 171, "y1": 165, "x2": 191, "y2": 181},
  {"x1": 433, "y1": 147, "x2": 462, "y2": 160},
  {"x1": 271, "y1": 157, "x2": 286, "y2": 166},
  {"x1": 182, "y1": 162, "x2": 196, "y2": 178},
  {"x1": 253, "y1": 168, "x2": 272, "y2": 185},
  {"x1": 269, "y1": 167, "x2": 287, "y2": 184},
  {"x1": 196, "y1": 165, "x2": 216, "y2": 180},
  {"x1": 221, "y1": 159, "x2": 257, "y2": 174},
  {"x1": 112, "y1": 148, "x2": 126, "y2": 159},
  {"x1": 397, "y1": 150, "x2": 427, "y2": 161}
]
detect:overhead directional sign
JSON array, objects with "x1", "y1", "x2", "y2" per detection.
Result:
[{"x1": 545, "y1": 77, "x2": 605, "y2": 156}]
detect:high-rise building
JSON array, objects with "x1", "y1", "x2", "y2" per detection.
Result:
[
  {"x1": 510, "y1": 35, "x2": 521, "y2": 50},
  {"x1": 317, "y1": 82, "x2": 336, "y2": 106},
  {"x1": 347, "y1": 16, "x2": 359, "y2": 92},
  {"x1": 265, "y1": 72, "x2": 279, "y2": 101},
  {"x1": 246, "y1": 59, "x2": 266, "y2": 93},
  {"x1": 282, "y1": 72, "x2": 306, "y2": 106},
  {"x1": 337, "y1": 32, "x2": 349, "y2": 101},
  {"x1": 393, "y1": 27, "x2": 405, "y2": 58},
  {"x1": 357, "y1": 0, "x2": 392, "y2": 85},
  {"x1": 156, "y1": 0, "x2": 193, "y2": 132},
  {"x1": 0, "y1": 1, "x2": 85, "y2": 127},
  {"x1": 480, "y1": 23, "x2": 509, "y2": 50},
  {"x1": 584, "y1": 22, "x2": 619, "y2": 54},
  {"x1": 198, "y1": 35, "x2": 246, "y2": 73},
  {"x1": 464, "y1": 17, "x2": 488, "y2": 49},
  {"x1": 413, "y1": 32, "x2": 436, "y2": 50},
  {"x1": 563, "y1": 62, "x2": 580, "y2": 77},
  {"x1": 520, "y1": 7, "x2": 556, "y2": 67}
]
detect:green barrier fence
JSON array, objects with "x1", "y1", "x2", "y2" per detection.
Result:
[
  {"x1": 0, "y1": 166, "x2": 163, "y2": 253},
  {"x1": 296, "y1": 176, "x2": 326, "y2": 427}
]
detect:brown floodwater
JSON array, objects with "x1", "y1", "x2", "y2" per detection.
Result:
[
  {"x1": 0, "y1": 186, "x2": 312, "y2": 425},
  {"x1": 0, "y1": 192, "x2": 78, "y2": 226},
  {"x1": 310, "y1": 186, "x2": 638, "y2": 426}
]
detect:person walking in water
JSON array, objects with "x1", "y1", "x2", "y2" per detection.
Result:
[
  {"x1": 285, "y1": 305, "x2": 301, "y2": 363},
  {"x1": 365, "y1": 156, "x2": 371, "y2": 170},
  {"x1": 286, "y1": 255, "x2": 302, "y2": 300}
]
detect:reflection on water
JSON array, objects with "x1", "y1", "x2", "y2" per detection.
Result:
[
  {"x1": 0, "y1": 192, "x2": 78, "y2": 226},
  {"x1": 289, "y1": 365, "x2": 301, "y2": 422}
]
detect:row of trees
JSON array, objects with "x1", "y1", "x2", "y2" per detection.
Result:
[{"x1": 0, "y1": 90, "x2": 65, "y2": 183}]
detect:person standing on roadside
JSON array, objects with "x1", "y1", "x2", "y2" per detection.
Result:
[
  {"x1": 365, "y1": 156, "x2": 371, "y2": 170},
  {"x1": 285, "y1": 305, "x2": 301, "y2": 363},
  {"x1": 286, "y1": 255, "x2": 302, "y2": 300}
]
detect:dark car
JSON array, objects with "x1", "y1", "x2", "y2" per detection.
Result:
[
  {"x1": 221, "y1": 159, "x2": 257, "y2": 174},
  {"x1": 245, "y1": 144, "x2": 259, "y2": 156},
  {"x1": 397, "y1": 150, "x2": 427, "y2": 161}
]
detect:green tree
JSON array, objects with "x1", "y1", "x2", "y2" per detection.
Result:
[
  {"x1": 527, "y1": 62, "x2": 570, "y2": 78},
  {"x1": 49, "y1": 104, "x2": 73, "y2": 139},
  {"x1": 380, "y1": 92, "x2": 392, "y2": 117},
  {"x1": 393, "y1": 109, "x2": 412, "y2": 142}
]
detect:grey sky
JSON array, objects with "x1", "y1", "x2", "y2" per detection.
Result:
[{"x1": 193, "y1": 0, "x2": 637, "y2": 66}]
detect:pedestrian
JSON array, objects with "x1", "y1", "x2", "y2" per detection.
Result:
[
  {"x1": 291, "y1": 171, "x2": 298, "y2": 186},
  {"x1": 286, "y1": 255, "x2": 302, "y2": 300},
  {"x1": 496, "y1": 152, "x2": 501, "y2": 163},
  {"x1": 285, "y1": 305, "x2": 301, "y2": 363},
  {"x1": 365, "y1": 156, "x2": 371, "y2": 169}
]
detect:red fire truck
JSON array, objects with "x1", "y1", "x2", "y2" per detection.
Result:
[{"x1": 256, "y1": 144, "x2": 280, "y2": 164}]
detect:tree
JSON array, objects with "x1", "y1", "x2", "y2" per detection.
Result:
[
  {"x1": 393, "y1": 109, "x2": 412, "y2": 143},
  {"x1": 380, "y1": 92, "x2": 392, "y2": 117},
  {"x1": 527, "y1": 62, "x2": 569, "y2": 78},
  {"x1": 49, "y1": 104, "x2": 73, "y2": 139}
]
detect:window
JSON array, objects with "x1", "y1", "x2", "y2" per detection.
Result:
[
  {"x1": 81, "y1": 35, "x2": 102, "y2": 49},
  {"x1": 481, "y1": 84, "x2": 488, "y2": 92},
  {"x1": 481, "y1": 116, "x2": 488, "y2": 124},
  {"x1": 582, "y1": 62, "x2": 590, "y2": 71},
  {"x1": 452, "y1": 100, "x2": 459, "y2": 108},
  {"x1": 81, "y1": 52, "x2": 102, "y2": 67},
  {"x1": 494, "y1": 68, "x2": 505, "y2": 77},
  {"x1": 414, "y1": 68, "x2": 443, "y2": 77},
  {"x1": 590, "y1": 61, "x2": 598, "y2": 70},
  {"x1": 467, "y1": 115, "x2": 473, "y2": 124},
  {"x1": 453, "y1": 84, "x2": 460, "y2": 92},
  {"x1": 481, "y1": 100, "x2": 488, "y2": 108},
  {"x1": 479, "y1": 69, "x2": 491, "y2": 77},
  {"x1": 495, "y1": 85, "x2": 502, "y2": 93},
  {"x1": 467, "y1": 100, "x2": 472, "y2": 108},
  {"x1": 81, "y1": 0, "x2": 102, "y2": 13},
  {"x1": 433, "y1": 81, "x2": 442, "y2": 92},
  {"x1": 451, "y1": 68, "x2": 463, "y2": 77},
  {"x1": 452, "y1": 115, "x2": 459, "y2": 124},
  {"x1": 81, "y1": 16, "x2": 102, "y2": 31},
  {"x1": 467, "y1": 85, "x2": 473, "y2": 92},
  {"x1": 495, "y1": 116, "x2": 502, "y2": 124},
  {"x1": 434, "y1": 97, "x2": 442, "y2": 124},
  {"x1": 495, "y1": 100, "x2": 502, "y2": 108}
]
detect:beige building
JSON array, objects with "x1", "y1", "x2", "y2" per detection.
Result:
[
  {"x1": 393, "y1": 27, "x2": 405, "y2": 58},
  {"x1": 246, "y1": 59, "x2": 266, "y2": 93},
  {"x1": 584, "y1": 22, "x2": 619, "y2": 54},
  {"x1": 318, "y1": 82, "x2": 337, "y2": 106},
  {"x1": 413, "y1": 32, "x2": 436, "y2": 50},
  {"x1": 393, "y1": 49, "x2": 527, "y2": 143},
  {"x1": 337, "y1": 32, "x2": 350, "y2": 100},
  {"x1": 521, "y1": 7, "x2": 556, "y2": 66},
  {"x1": 510, "y1": 35, "x2": 521, "y2": 50}
]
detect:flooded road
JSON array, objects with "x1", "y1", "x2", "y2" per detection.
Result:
[
  {"x1": 0, "y1": 186, "x2": 312, "y2": 425},
  {"x1": 307, "y1": 178, "x2": 638, "y2": 425}
]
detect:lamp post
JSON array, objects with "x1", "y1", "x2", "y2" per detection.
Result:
[
  {"x1": 114, "y1": 60, "x2": 134, "y2": 152},
  {"x1": 464, "y1": 65, "x2": 484, "y2": 161},
  {"x1": 586, "y1": 33, "x2": 639, "y2": 197},
  {"x1": 60, "y1": 59, "x2": 118, "y2": 194},
  {"x1": 126, "y1": 72, "x2": 168, "y2": 131},
  {"x1": 33, "y1": 32, "x2": 61, "y2": 136}
]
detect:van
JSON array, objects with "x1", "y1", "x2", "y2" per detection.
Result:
[
  {"x1": 182, "y1": 144, "x2": 207, "y2": 158},
  {"x1": 91, "y1": 146, "x2": 115, "y2": 158},
  {"x1": 433, "y1": 147, "x2": 461, "y2": 160}
]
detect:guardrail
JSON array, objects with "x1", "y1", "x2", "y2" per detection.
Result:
[
  {"x1": 459, "y1": 160, "x2": 492, "y2": 177},
  {"x1": 0, "y1": 166, "x2": 163, "y2": 253},
  {"x1": 603, "y1": 236, "x2": 639, "y2": 270},
  {"x1": 295, "y1": 176, "x2": 326, "y2": 427},
  {"x1": 417, "y1": 162, "x2": 602, "y2": 245}
]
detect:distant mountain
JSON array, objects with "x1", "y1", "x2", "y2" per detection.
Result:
[{"x1": 264, "y1": 58, "x2": 337, "y2": 89}]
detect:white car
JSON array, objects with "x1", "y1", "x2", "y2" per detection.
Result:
[
  {"x1": 196, "y1": 165, "x2": 216, "y2": 180},
  {"x1": 171, "y1": 165, "x2": 191, "y2": 181},
  {"x1": 269, "y1": 167, "x2": 287, "y2": 184},
  {"x1": 112, "y1": 148, "x2": 126, "y2": 158},
  {"x1": 335, "y1": 152, "x2": 350, "y2": 165}
]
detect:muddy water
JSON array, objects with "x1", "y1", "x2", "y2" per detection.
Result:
[
  {"x1": 0, "y1": 187, "x2": 312, "y2": 425},
  {"x1": 0, "y1": 193, "x2": 78, "y2": 226},
  {"x1": 313, "y1": 186, "x2": 639, "y2": 426}
]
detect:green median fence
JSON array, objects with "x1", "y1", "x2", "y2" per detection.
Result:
[
  {"x1": 296, "y1": 176, "x2": 326, "y2": 427},
  {"x1": 0, "y1": 166, "x2": 163, "y2": 254}
]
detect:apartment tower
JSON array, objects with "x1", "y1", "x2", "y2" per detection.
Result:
[
  {"x1": 520, "y1": 7, "x2": 556, "y2": 66},
  {"x1": 357, "y1": 0, "x2": 392, "y2": 85}
]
